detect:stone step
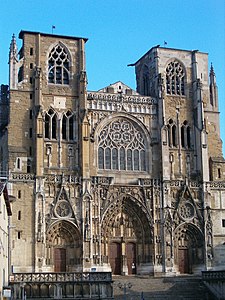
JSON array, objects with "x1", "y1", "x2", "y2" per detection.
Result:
[{"x1": 113, "y1": 276, "x2": 216, "y2": 300}]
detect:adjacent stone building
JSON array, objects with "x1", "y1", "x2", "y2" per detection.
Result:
[
  {"x1": 1, "y1": 30, "x2": 225, "y2": 276},
  {"x1": 0, "y1": 179, "x2": 12, "y2": 299}
]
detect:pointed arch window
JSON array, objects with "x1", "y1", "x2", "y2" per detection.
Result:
[
  {"x1": 167, "y1": 119, "x2": 177, "y2": 147},
  {"x1": 45, "y1": 109, "x2": 57, "y2": 140},
  {"x1": 166, "y1": 61, "x2": 185, "y2": 96},
  {"x1": 48, "y1": 44, "x2": 70, "y2": 85},
  {"x1": 98, "y1": 118, "x2": 147, "y2": 171},
  {"x1": 181, "y1": 121, "x2": 191, "y2": 149},
  {"x1": 62, "y1": 111, "x2": 75, "y2": 141}
]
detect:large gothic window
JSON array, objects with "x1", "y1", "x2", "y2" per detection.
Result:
[
  {"x1": 48, "y1": 44, "x2": 70, "y2": 85},
  {"x1": 62, "y1": 111, "x2": 75, "y2": 141},
  {"x1": 98, "y1": 119, "x2": 147, "y2": 171},
  {"x1": 45, "y1": 109, "x2": 57, "y2": 139},
  {"x1": 166, "y1": 61, "x2": 185, "y2": 95}
]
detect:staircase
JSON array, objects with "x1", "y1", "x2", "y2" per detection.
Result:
[{"x1": 113, "y1": 276, "x2": 217, "y2": 300}]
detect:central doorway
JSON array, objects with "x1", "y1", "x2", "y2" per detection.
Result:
[
  {"x1": 102, "y1": 194, "x2": 153, "y2": 275},
  {"x1": 54, "y1": 248, "x2": 66, "y2": 272},
  {"x1": 109, "y1": 242, "x2": 136, "y2": 275}
]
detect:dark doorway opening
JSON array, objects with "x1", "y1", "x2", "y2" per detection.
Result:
[{"x1": 54, "y1": 248, "x2": 66, "y2": 272}]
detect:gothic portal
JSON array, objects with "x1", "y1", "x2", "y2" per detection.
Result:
[{"x1": 1, "y1": 31, "x2": 225, "y2": 276}]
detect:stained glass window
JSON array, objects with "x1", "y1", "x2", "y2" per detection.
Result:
[{"x1": 98, "y1": 119, "x2": 147, "y2": 171}]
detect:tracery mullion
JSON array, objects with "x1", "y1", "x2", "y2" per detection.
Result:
[{"x1": 49, "y1": 116, "x2": 53, "y2": 139}]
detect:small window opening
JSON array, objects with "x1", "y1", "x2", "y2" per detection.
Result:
[
  {"x1": 18, "y1": 66, "x2": 24, "y2": 82},
  {"x1": 18, "y1": 231, "x2": 21, "y2": 239},
  {"x1": 218, "y1": 168, "x2": 221, "y2": 179},
  {"x1": 18, "y1": 190, "x2": 21, "y2": 199},
  {"x1": 69, "y1": 116, "x2": 74, "y2": 140},
  {"x1": 62, "y1": 115, "x2": 67, "y2": 139},
  {"x1": 18, "y1": 211, "x2": 21, "y2": 220},
  {"x1": 17, "y1": 158, "x2": 21, "y2": 169},
  {"x1": 30, "y1": 94, "x2": 33, "y2": 100},
  {"x1": 27, "y1": 159, "x2": 31, "y2": 173},
  {"x1": 52, "y1": 115, "x2": 57, "y2": 139},
  {"x1": 187, "y1": 127, "x2": 191, "y2": 148},
  {"x1": 30, "y1": 48, "x2": 33, "y2": 55},
  {"x1": 29, "y1": 110, "x2": 32, "y2": 119},
  {"x1": 45, "y1": 114, "x2": 50, "y2": 139},
  {"x1": 181, "y1": 126, "x2": 185, "y2": 147},
  {"x1": 30, "y1": 77, "x2": 32, "y2": 84},
  {"x1": 30, "y1": 63, "x2": 33, "y2": 69},
  {"x1": 172, "y1": 125, "x2": 176, "y2": 147},
  {"x1": 222, "y1": 219, "x2": 225, "y2": 227},
  {"x1": 29, "y1": 128, "x2": 32, "y2": 138}
]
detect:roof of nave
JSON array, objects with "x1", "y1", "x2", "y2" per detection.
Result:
[{"x1": 96, "y1": 81, "x2": 139, "y2": 96}]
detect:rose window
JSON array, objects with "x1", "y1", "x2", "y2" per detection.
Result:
[
  {"x1": 55, "y1": 200, "x2": 72, "y2": 218},
  {"x1": 98, "y1": 118, "x2": 146, "y2": 171},
  {"x1": 179, "y1": 202, "x2": 195, "y2": 220}
]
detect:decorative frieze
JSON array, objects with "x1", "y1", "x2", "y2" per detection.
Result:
[
  {"x1": 44, "y1": 174, "x2": 80, "y2": 184},
  {"x1": 87, "y1": 92, "x2": 155, "y2": 104},
  {"x1": 10, "y1": 173, "x2": 35, "y2": 181}
]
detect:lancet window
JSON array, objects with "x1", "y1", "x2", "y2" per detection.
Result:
[
  {"x1": 142, "y1": 65, "x2": 150, "y2": 96},
  {"x1": 167, "y1": 119, "x2": 177, "y2": 147},
  {"x1": 166, "y1": 61, "x2": 185, "y2": 95},
  {"x1": 48, "y1": 44, "x2": 70, "y2": 85},
  {"x1": 45, "y1": 109, "x2": 57, "y2": 139},
  {"x1": 181, "y1": 120, "x2": 191, "y2": 148},
  {"x1": 98, "y1": 118, "x2": 147, "y2": 171},
  {"x1": 62, "y1": 111, "x2": 75, "y2": 141}
]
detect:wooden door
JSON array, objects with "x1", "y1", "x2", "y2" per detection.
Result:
[
  {"x1": 126, "y1": 242, "x2": 136, "y2": 275},
  {"x1": 54, "y1": 248, "x2": 66, "y2": 272},
  {"x1": 109, "y1": 243, "x2": 121, "y2": 275},
  {"x1": 178, "y1": 248, "x2": 189, "y2": 274}
]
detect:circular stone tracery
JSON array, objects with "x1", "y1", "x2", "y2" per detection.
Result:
[
  {"x1": 55, "y1": 200, "x2": 72, "y2": 218},
  {"x1": 108, "y1": 120, "x2": 135, "y2": 147},
  {"x1": 179, "y1": 202, "x2": 195, "y2": 220},
  {"x1": 98, "y1": 118, "x2": 147, "y2": 171}
]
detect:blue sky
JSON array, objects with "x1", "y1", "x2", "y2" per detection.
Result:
[{"x1": 0, "y1": 0, "x2": 225, "y2": 151}]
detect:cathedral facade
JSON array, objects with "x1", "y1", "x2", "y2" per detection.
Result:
[{"x1": 1, "y1": 30, "x2": 225, "y2": 276}]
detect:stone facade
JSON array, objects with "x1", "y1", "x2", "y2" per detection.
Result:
[{"x1": 1, "y1": 31, "x2": 225, "y2": 276}]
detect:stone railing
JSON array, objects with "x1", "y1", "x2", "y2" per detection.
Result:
[
  {"x1": 10, "y1": 271, "x2": 112, "y2": 283},
  {"x1": 10, "y1": 272, "x2": 113, "y2": 299},
  {"x1": 202, "y1": 270, "x2": 225, "y2": 299}
]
